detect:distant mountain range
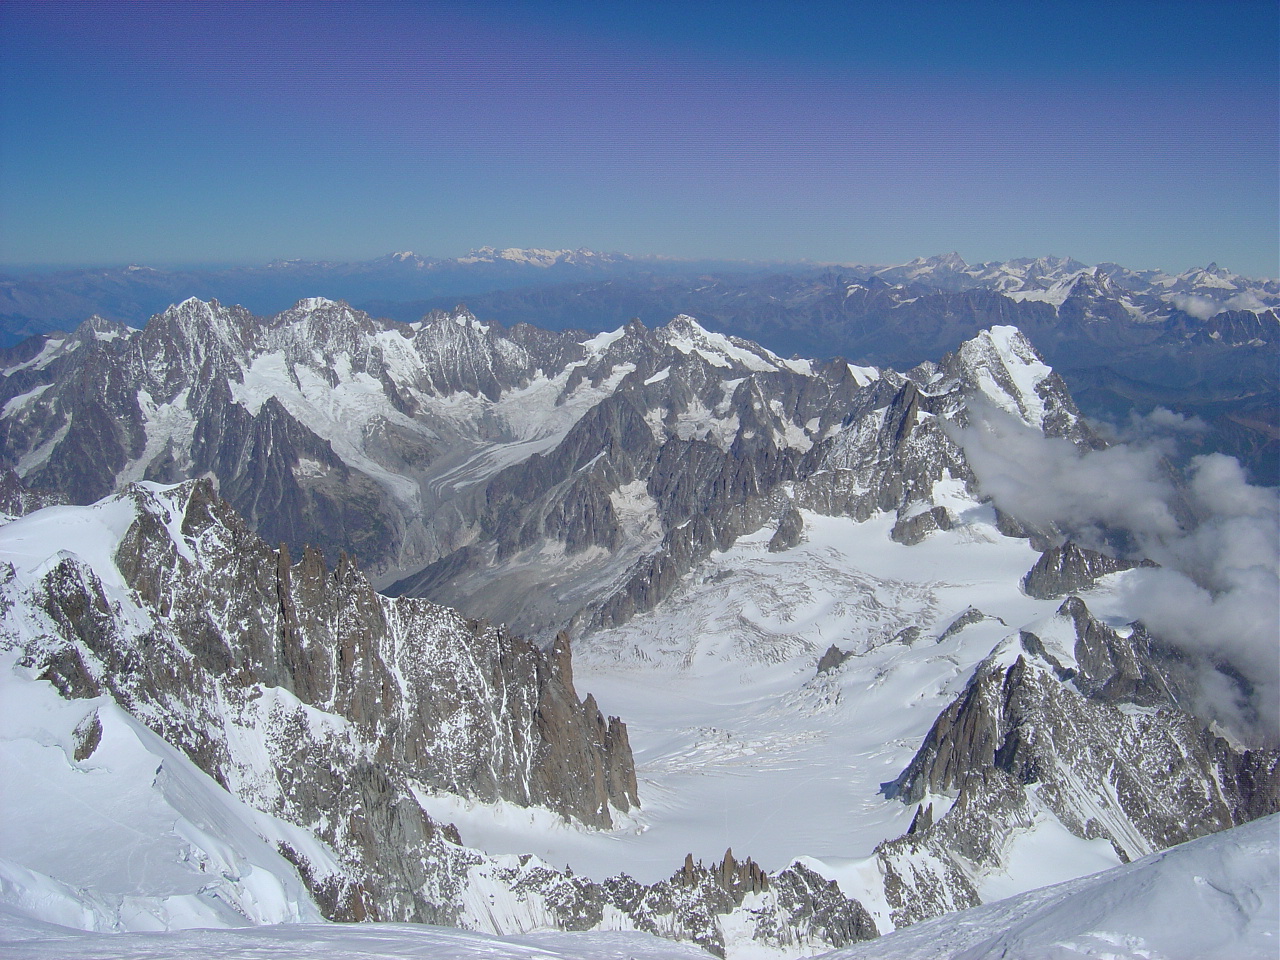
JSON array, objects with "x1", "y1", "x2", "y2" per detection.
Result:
[
  {"x1": 3, "y1": 249, "x2": 1274, "y2": 483},
  {"x1": 0, "y1": 247, "x2": 748, "y2": 343},
  {"x1": 3, "y1": 249, "x2": 1276, "y2": 340}
]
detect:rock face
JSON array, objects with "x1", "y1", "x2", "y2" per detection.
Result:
[
  {"x1": 0, "y1": 467, "x2": 62, "y2": 518},
  {"x1": 7, "y1": 480, "x2": 637, "y2": 922},
  {"x1": 873, "y1": 596, "x2": 1280, "y2": 925},
  {"x1": 816, "y1": 644, "x2": 853, "y2": 674},
  {"x1": 1021, "y1": 541, "x2": 1157, "y2": 598},
  {"x1": 768, "y1": 503, "x2": 805, "y2": 552},
  {"x1": 461, "y1": 850, "x2": 878, "y2": 959}
]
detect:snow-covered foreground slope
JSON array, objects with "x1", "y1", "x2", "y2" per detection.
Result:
[
  {"x1": 0, "y1": 648, "x2": 328, "y2": 932},
  {"x1": 823, "y1": 813, "x2": 1279, "y2": 960},
  {"x1": 0, "y1": 915, "x2": 711, "y2": 960},
  {"x1": 3, "y1": 816, "x2": 1274, "y2": 960}
]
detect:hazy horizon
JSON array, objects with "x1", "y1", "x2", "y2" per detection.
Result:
[{"x1": 1, "y1": 246, "x2": 1276, "y2": 283}]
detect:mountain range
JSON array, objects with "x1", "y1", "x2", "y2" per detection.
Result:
[
  {"x1": 0, "y1": 281, "x2": 1277, "y2": 957},
  {"x1": 3, "y1": 250, "x2": 1275, "y2": 485}
]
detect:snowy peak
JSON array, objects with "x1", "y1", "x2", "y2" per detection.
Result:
[
  {"x1": 1180, "y1": 261, "x2": 1236, "y2": 288},
  {"x1": 148, "y1": 296, "x2": 259, "y2": 352},
  {"x1": 455, "y1": 246, "x2": 630, "y2": 268},
  {"x1": 1059, "y1": 268, "x2": 1119, "y2": 300},
  {"x1": 387, "y1": 250, "x2": 423, "y2": 264},
  {"x1": 874, "y1": 252, "x2": 972, "y2": 285},
  {"x1": 69, "y1": 314, "x2": 136, "y2": 347},
  {"x1": 290, "y1": 295, "x2": 341, "y2": 311},
  {"x1": 655, "y1": 314, "x2": 786, "y2": 373},
  {"x1": 946, "y1": 326, "x2": 1070, "y2": 433},
  {"x1": 857, "y1": 253, "x2": 1277, "y2": 318},
  {"x1": 880, "y1": 594, "x2": 1279, "y2": 928}
]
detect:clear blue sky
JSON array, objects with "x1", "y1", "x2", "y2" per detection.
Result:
[{"x1": 2, "y1": 0, "x2": 1276, "y2": 276}]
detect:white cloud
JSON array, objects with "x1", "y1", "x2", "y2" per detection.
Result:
[
  {"x1": 950, "y1": 398, "x2": 1183, "y2": 548},
  {"x1": 952, "y1": 405, "x2": 1280, "y2": 743},
  {"x1": 1170, "y1": 291, "x2": 1271, "y2": 319}
]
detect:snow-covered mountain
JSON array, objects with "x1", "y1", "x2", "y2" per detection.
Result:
[
  {"x1": 868, "y1": 252, "x2": 1280, "y2": 318},
  {"x1": 5, "y1": 816, "x2": 1270, "y2": 960},
  {"x1": 0, "y1": 299, "x2": 1091, "y2": 636},
  {"x1": 0, "y1": 479, "x2": 883, "y2": 956},
  {"x1": 4, "y1": 250, "x2": 1274, "y2": 482},
  {"x1": 0, "y1": 478, "x2": 638, "y2": 911},
  {"x1": 1, "y1": 303, "x2": 1276, "y2": 957},
  {"x1": 4, "y1": 250, "x2": 1273, "y2": 337}
]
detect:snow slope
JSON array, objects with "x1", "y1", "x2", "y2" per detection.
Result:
[
  {"x1": 3, "y1": 812, "x2": 1272, "y2": 960},
  {"x1": 0, "y1": 650, "x2": 331, "y2": 932},
  {"x1": 0, "y1": 915, "x2": 711, "y2": 960},
  {"x1": 822, "y1": 813, "x2": 1279, "y2": 960}
]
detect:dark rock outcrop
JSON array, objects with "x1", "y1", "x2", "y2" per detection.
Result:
[
  {"x1": 0, "y1": 467, "x2": 64, "y2": 518},
  {"x1": 891, "y1": 505, "x2": 954, "y2": 545},
  {"x1": 768, "y1": 503, "x2": 805, "y2": 552},
  {"x1": 891, "y1": 597, "x2": 1280, "y2": 862},
  {"x1": 936, "y1": 606, "x2": 995, "y2": 643},
  {"x1": 817, "y1": 644, "x2": 853, "y2": 674},
  {"x1": 1022, "y1": 541, "x2": 1157, "y2": 599}
]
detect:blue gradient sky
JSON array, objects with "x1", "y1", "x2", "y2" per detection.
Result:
[{"x1": 2, "y1": 0, "x2": 1276, "y2": 275}]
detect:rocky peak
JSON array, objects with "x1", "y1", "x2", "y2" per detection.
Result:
[
  {"x1": 944, "y1": 325, "x2": 1092, "y2": 442},
  {"x1": 12, "y1": 483, "x2": 640, "y2": 890},
  {"x1": 889, "y1": 596, "x2": 1279, "y2": 863},
  {"x1": 0, "y1": 467, "x2": 64, "y2": 518},
  {"x1": 71, "y1": 314, "x2": 136, "y2": 346},
  {"x1": 1021, "y1": 541, "x2": 1157, "y2": 599},
  {"x1": 1061, "y1": 268, "x2": 1119, "y2": 300},
  {"x1": 139, "y1": 296, "x2": 262, "y2": 383},
  {"x1": 268, "y1": 298, "x2": 381, "y2": 365},
  {"x1": 655, "y1": 314, "x2": 782, "y2": 373}
]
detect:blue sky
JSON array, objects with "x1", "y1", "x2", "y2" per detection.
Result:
[{"x1": 1, "y1": 0, "x2": 1276, "y2": 275}]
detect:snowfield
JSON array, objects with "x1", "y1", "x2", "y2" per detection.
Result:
[
  {"x1": 430, "y1": 507, "x2": 1130, "y2": 899},
  {"x1": 824, "y1": 813, "x2": 1279, "y2": 960},
  {"x1": 0, "y1": 917, "x2": 712, "y2": 959}
]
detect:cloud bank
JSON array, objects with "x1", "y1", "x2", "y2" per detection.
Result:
[
  {"x1": 952, "y1": 402, "x2": 1279, "y2": 743},
  {"x1": 1171, "y1": 292, "x2": 1271, "y2": 320}
]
